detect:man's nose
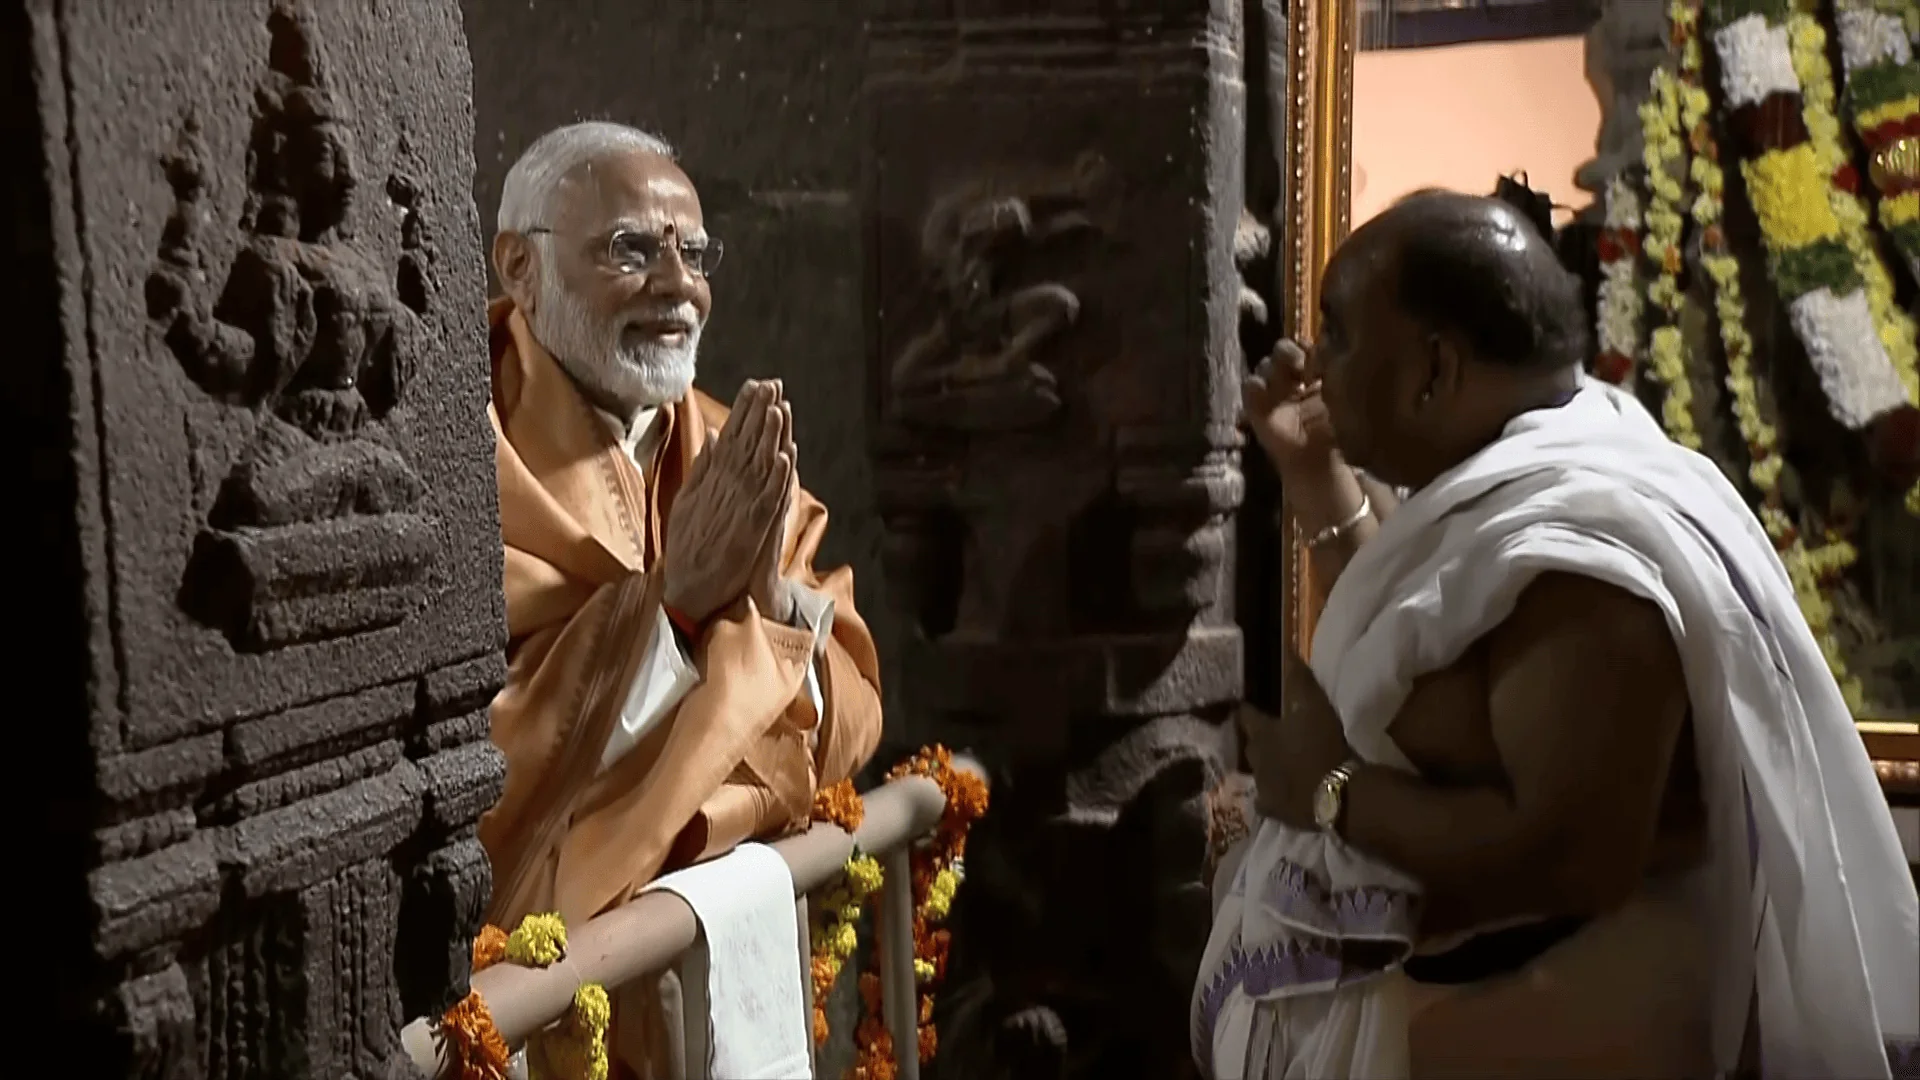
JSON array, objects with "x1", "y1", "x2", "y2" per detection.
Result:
[{"x1": 644, "y1": 248, "x2": 700, "y2": 301}]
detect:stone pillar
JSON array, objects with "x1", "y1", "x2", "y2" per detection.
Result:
[
  {"x1": 1575, "y1": 0, "x2": 1671, "y2": 195},
  {"x1": 12, "y1": 1, "x2": 506, "y2": 1075},
  {"x1": 864, "y1": 2, "x2": 1245, "y2": 1076}
]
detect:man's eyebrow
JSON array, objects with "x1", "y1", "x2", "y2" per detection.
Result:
[{"x1": 607, "y1": 216, "x2": 708, "y2": 243}]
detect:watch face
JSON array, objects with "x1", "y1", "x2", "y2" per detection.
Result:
[{"x1": 1313, "y1": 778, "x2": 1339, "y2": 828}]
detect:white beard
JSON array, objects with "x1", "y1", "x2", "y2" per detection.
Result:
[{"x1": 530, "y1": 271, "x2": 701, "y2": 415}]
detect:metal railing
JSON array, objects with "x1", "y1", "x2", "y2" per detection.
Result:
[{"x1": 399, "y1": 756, "x2": 981, "y2": 1080}]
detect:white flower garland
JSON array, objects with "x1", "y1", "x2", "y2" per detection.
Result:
[
  {"x1": 1713, "y1": 14, "x2": 1800, "y2": 106},
  {"x1": 1837, "y1": 6, "x2": 1913, "y2": 77},
  {"x1": 1594, "y1": 173, "x2": 1646, "y2": 386},
  {"x1": 1788, "y1": 287, "x2": 1915, "y2": 428},
  {"x1": 1713, "y1": 4, "x2": 1913, "y2": 430}
]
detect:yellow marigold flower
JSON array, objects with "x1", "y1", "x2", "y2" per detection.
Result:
[
  {"x1": 1857, "y1": 95, "x2": 1919, "y2": 133},
  {"x1": 914, "y1": 958, "x2": 936, "y2": 984},
  {"x1": 920, "y1": 867, "x2": 960, "y2": 922},
  {"x1": 1742, "y1": 145, "x2": 1841, "y2": 249},
  {"x1": 574, "y1": 983, "x2": 612, "y2": 1032},
  {"x1": 507, "y1": 912, "x2": 568, "y2": 968},
  {"x1": 1885, "y1": 191, "x2": 1920, "y2": 228},
  {"x1": 845, "y1": 854, "x2": 885, "y2": 898},
  {"x1": 830, "y1": 920, "x2": 859, "y2": 960}
]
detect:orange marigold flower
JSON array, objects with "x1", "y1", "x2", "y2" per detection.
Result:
[
  {"x1": 438, "y1": 990, "x2": 511, "y2": 1080},
  {"x1": 918, "y1": 1023, "x2": 939, "y2": 1063},
  {"x1": 813, "y1": 1006, "x2": 831, "y2": 1047},
  {"x1": 470, "y1": 925, "x2": 509, "y2": 973},
  {"x1": 812, "y1": 779, "x2": 866, "y2": 832}
]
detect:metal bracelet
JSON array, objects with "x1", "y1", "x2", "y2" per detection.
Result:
[{"x1": 1303, "y1": 491, "x2": 1371, "y2": 550}]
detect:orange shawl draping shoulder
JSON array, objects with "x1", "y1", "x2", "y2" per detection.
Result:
[{"x1": 478, "y1": 297, "x2": 884, "y2": 929}]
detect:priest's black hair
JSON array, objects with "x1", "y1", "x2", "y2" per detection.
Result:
[{"x1": 1381, "y1": 182, "x2": 1592, "y2": 371}]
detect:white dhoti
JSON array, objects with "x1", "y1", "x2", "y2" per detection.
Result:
[{"x1": 1192, "y1": 379, "x2": 1919, "y2": 1079}]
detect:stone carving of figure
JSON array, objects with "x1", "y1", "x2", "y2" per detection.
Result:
[
  {"x1": 147, "y1": 4, "x2": 436, "y2": 649},
  {"x1": 889, "y1": 159, "x2": 1108, "y2": 429}
]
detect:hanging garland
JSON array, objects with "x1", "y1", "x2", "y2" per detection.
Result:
[
  {"x1": 850, "y1": 745, "x2": 990, "y2": 1080},
  {"x1": 809, "y1": 781, "x2": 885, "y2": 1046},
  {"x1": 1792, "y1": 0, "x2": 1920, "y2": 512},
  {"x1": 1833, "y1": 0, "x2": 1919, "y2": 284},
  {"x1": 439, "y1": 753, "x2": 984, "y2": 1080},
  {"x1": 1594, "y1": 170, "x2": 1648, "y2": 386},
  {"x1": 1674, "y1": 0, "x2": 1870, "y2": 710},
  {"x1": 1705, "y1": 0, "x2": 1913, "y2": 441},
  {"x1": 439, "y1": 913, "x2": 609, "y2": 1080},
  {"x1": 1640, "y1": 64, "x2": 1705, "y2": 447}
]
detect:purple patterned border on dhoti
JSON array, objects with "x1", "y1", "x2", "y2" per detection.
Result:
[
  {"x1": 1191, "y1": 935, "x2": 1405, "y2": 1076},
  {"x1": 1194, "y1": 856, "x2": 1420, "y2": 1076},
  {"x1": 1249, "y1": 855, "x2": 1421, "y2": 943}
]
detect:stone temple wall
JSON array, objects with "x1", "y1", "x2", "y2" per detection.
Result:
[{"x1": 15, "y1": 0, "x2": 507, "y2": 1074}]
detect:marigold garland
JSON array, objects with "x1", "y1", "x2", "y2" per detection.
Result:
[
  {"x1": 1833, "y1": 0, "x2": 1918, "y2": 269},
  {"x1": 1830, "y1": 0, "x2": 1920, "y2": 510},
  {"x1": 1640, "y1": 64, "x2": 1705, "y2": 447},
  {"x1": 850, "y1": 745, "x2": 989, "y2": 1079},
  {"x1": 1594, "y1": 170, "x2": 1648, "y2": 386},
  {"x1": 528, "y1": 984, "x2": 612, "y2": 1080},
  {"x1": 809, "y1": 780, "x2": 885, "y2": 1048},
  {"x1": 1680, "y1": 0, "x2": 1870, "y2": 711},
  {"x1": 438, "y1": 912, "x2": 609, "y2": 1080},
  {"x1": 1706, "y1": 0, "x2": 1913, "y2": 441}
]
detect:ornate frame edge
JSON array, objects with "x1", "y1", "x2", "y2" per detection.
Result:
[{"x1": 1279, "y1": 0, "x2": 1356, "y2": 672}]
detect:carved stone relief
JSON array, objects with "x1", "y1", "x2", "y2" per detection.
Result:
[
  {"x1": 887, "y1": 154, "x2": 1112, "y2": 431},
  {"x1": 865, "y1": 2, "x2": 1244, "y2": 1076},
  {"x1": 147, "y1": 6, "x2": 439, "y2": 652},
  {"x1": 20, "y1": 1, "x2": 505, "y2": 1075}
]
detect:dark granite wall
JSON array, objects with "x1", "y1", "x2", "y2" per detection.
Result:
[
  {"x1": 460, "y1": 0, "x2": 905, "y2": 742},
  {"x1": 23, "y1": 0, "x2": 507, "y2": 1073}
]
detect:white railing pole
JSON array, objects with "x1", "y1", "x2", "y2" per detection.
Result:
[
  {"x1": 398, "y1": 760, "x2": 976, "y2": 1078},
  {"x1": 796, "y1": 895, "x2": 818, "y2": 1078},
  {"x1": 677, "y1": 943, "x2": 712, "y2": 1080},
  {"x1": 878, "y1": 845, "x2": 921, "y2": 1080}
]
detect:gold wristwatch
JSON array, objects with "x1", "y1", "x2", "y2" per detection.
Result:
[{"x1": 1312, "y1": 760, "x2": 1361, "y2": 834}]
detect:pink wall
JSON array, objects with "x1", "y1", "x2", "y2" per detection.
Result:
[{"x1": 1350, "y1": 36, "x2": 1601, "y2": 224}]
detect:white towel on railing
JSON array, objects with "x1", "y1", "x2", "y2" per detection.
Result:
[{"x1": 644, "y1": 842, "x2": 812, "y2": 1079}]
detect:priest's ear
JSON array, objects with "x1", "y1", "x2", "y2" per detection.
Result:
[
  {"x1": 1418, "y1": 328, "x2": 1469, "y2": 409},
  {"x1": 493, "y1": 230, "x2": 541, "y2": 315}
]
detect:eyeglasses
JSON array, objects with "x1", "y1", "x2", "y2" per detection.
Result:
[{"x1": 525, "y1": 226, "x2": 724, "y2": 278}]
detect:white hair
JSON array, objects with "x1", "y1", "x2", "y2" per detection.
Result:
[
  {"x1": 496, "y1": 121, "x2": 676, "y2": 236},
  {"x1": 498, "y1": 122, "x2": 699, "y2": 414}
]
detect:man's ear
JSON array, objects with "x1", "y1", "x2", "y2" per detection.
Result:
[
  {"x1": 1423, "y1": 330, "x2": 1468, "y2": 405},
  {"x1": 493, "y1": 231, "x2": 538, "y2": 314}
]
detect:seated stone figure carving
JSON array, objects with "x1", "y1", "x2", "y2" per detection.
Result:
[{"x1": 477, "y1": 121, "x2": 883, "y2": 1071}]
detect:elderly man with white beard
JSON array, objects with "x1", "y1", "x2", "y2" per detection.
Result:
[{"x1": 476, "y1": 121, "x2": 883, "y2": 1076}]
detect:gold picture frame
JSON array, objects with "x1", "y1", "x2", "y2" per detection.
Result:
[{"x1": 1278, "y1": 0, "x2": 1357, "y2": 669}]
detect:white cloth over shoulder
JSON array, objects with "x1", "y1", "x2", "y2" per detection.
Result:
[
  {"x1": 1191, "y1": 379, "x2": 1918, "y2": 1080},
  {"x1": 645, "y1": 843, "x2": 813, "y2": 1079}
]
